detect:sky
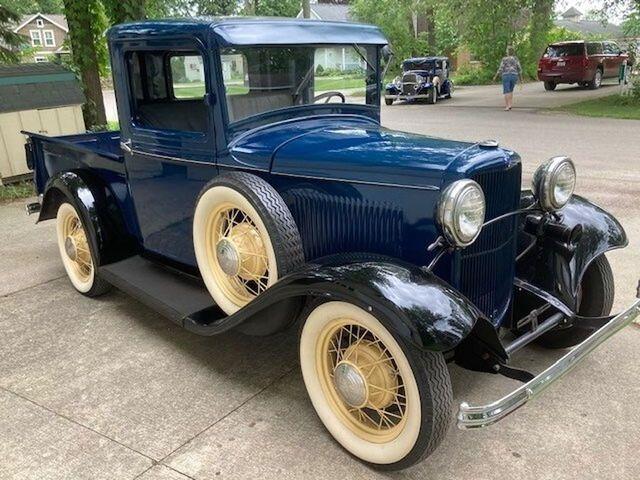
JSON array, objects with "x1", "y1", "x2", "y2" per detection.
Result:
[{"x1": 556, "y1": 0, "x2": 633, "y2": 23}]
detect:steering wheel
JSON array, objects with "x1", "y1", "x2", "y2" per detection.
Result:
[{"x1": 313, "y1": 91, "x2": 346, "y2": 104}]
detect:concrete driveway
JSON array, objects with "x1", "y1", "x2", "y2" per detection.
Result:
[{"x1": 2, "y1": 98, "x2": 640, "y2": 479}]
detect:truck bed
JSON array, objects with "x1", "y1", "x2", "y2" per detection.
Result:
[{"x1": 24, "y1": 130, "x2": 123, "y2": 193}]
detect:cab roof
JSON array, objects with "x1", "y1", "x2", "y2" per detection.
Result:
[{"x1": 108, "y1": 17, "x2": 389, "y2": 47}]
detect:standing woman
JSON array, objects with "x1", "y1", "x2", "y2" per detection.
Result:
[{"x1": 494, "y1": 46, "x2": 523, "y2": 111}]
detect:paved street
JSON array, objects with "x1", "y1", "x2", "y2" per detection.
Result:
[{"x1": 2, "y1": 95, "x2": 640, "y2": 479}]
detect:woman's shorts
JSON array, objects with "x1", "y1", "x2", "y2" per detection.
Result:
[{"x1": 502, "y1": 73, "x2": 518, "y2": 94}]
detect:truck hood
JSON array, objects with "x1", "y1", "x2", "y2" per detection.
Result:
[{"x1": 230, "y1": 116, "x2": 516, "y2": 189}]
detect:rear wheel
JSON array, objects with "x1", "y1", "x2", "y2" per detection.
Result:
[
  {"x1": 56, "y1": 202, "x2": 111, "y2": 297},
  {"x1": 299, "y1": 301, "x2": 452, "y2": 470},
  {"x1": 536, "y1": 255, "x2": 614, "y2": 349},
  {"x1": 589, "y1": 68, "x2": 603, "y2": 89},
  {"x1": 544, "y1": 81, "x2": 557, "y2": 91}
]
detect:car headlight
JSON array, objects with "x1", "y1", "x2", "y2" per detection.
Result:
[
  {"x1": 415, "y1": 74, "x2": 425, "y2": 84},
  {"x1": 393, "y1": 76, "x2": 401, "y2": 86},
  {"x1": 437, "y1": 179, "x2": 486, "y2": 247},
  {"x1": 532, "y1": 156, "x2": 576, "y2": 211}
]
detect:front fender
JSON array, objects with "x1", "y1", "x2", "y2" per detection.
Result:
[
  {"x1": 517, "y1": 191, "x2": 627, "y2": 310},
  {"x1": 186, "y1": 255, "x2": 482, "y2": 352},
  {"x1": 38, "y1": 170, "x2": 137, "y2": 265}
]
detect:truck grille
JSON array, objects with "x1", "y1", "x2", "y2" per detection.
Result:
[
  {"x1": 455, "y1": 162, "x2": 521, "y2": 323},
  {"x1": 402, "y1": 73, "x2": 417, "y2": 95}
]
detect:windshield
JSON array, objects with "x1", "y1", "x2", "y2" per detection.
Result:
[
  {"x1": 545, "y1": 44, "x2": 584, "y2": 57},
  {"x1": 403, "y1": 59, "x2": 436, "y2": 72},
  {"x1": 220, "y1": 45, "x2": 379, "y2": 124}
]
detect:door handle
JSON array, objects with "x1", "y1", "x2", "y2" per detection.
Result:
[{"x1": 120, "y1": 139, "x2": 132, "y2": 154}]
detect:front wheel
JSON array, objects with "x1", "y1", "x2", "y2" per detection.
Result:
[
  {"x1": 536, "y1": 255, "x2": 614, "y2": 349},
  {"x1": 299, "y1": 301, "x2": 452, "y2": 470},
  {"x1": 385, "y1": 98, "x2": 394, "y2": 106},
  {"x1": 426, "y1": 87, "x2": 437, "y2": 104}
]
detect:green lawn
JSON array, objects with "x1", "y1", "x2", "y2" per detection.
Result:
[
  {"x1": 554, "y1": 94, "x2": 640, "y2": 120},
  {"x1": 315, "y1": 76, "x2": 364, "y2": 91},
  {"x1": 0, "y1": 181, "x2": 35, "y2": 203}
]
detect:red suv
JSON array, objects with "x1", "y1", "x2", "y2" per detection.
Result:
[{"x1": 538, "y1": 40, "x2": 629, "y2": 91}]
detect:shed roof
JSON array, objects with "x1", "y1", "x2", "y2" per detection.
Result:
[
  {"x1": 108, "y1": 17, "x2": 388, "y2": 46},
  {"x1": 0, "y1": 63, "x2": 84, "y2": 114}
]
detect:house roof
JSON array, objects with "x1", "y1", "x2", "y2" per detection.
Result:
[
  {"x1": 562, "y1": 7, "x2": 583, "y2": 18},
  {"x1": 554, "y1": 19, "x2": 623, "y2": 38},
  {"x1": 108, "y1": 17, "x2": 388, "y2": 47},
  {"x1": 0, "y1": 63, "x2": 84, "y2": 113},
  {"x1": 13, "y1": 13, "x2": 68, "y2": 33}
]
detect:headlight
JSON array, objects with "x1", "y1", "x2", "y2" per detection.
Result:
[
  {"x1": 415, "y1": 74, "x2": 425, "y2": 84},
  {"x1": 393, "y1": 76, "x2": 401, "y2": 86},
  {"x1": 532, "y1": 156, "x2": 576, "y2": 211},
  {"x1": 437, "y1": 179, "x2": 486, "y2": 247}
]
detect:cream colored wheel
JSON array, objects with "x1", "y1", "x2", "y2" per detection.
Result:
[
  {"x1": 193, "y1": 173, "x2": 304, "y2": 315},
  {"x1": 300, "y1": 301, "x2": 452, "y2": 468},
  {"x1": 56, "y1": 203, "x2": 95, "y2": 293}
]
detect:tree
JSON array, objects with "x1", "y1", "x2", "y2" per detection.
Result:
[
  {"x1": 102, "y1": 0, "x2": 146, "y2": 24},
  {"x1": 1, "y1": 0, "x2": 64, "y2": 15},
  {"x1": 526, "y1": 0, "x2": 554, "y2": 77},
  {"x1": 0, "y1": 5, "x2": 25, "y2": 64},
  {"x1": 62, "y1": 0, "x2": 107, "y2": 128}
]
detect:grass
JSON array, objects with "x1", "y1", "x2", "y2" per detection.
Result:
[
  {"x1": 315, "y1": 76, "x2": 364, "y2": 91},
  {"x1": 554, "y1": 94, "x2": 640, "y2": 120},
  {"x1": 0, "y1": 181, "x2": 35, "y2": 203}
]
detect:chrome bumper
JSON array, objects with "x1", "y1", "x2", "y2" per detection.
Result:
[
  {"x1": 385, "y1": 94, "x2": 431, "y2": 100},
  {"x1": 457, "y1": 298, "x2": 640, "y2": 429}
]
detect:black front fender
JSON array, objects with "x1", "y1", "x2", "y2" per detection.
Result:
[
  {"x1": 186, "y1": 255, "x2": 482, "y2": 352},
  {"x1": 517, "y1": 192, "x2": 627, "y2": 311},
  {"x1": 39, "y1": 170, "x2": 137, "y2": 265}
]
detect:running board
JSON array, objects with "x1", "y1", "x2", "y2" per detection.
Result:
[{"x1": 100, "y1": 255, "x2": 225, "y2": 327}]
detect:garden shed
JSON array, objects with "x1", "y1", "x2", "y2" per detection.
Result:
[{"x1": 0, "y1": 63, "x2": 85, "y2": 183}]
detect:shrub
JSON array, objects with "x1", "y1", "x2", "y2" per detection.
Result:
[{"x1": 452, "y1": 64, "x2": 495, "y2": 85}]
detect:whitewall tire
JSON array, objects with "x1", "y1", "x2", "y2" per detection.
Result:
[{"x1": 299, "y1": 301, "x2": 452, "y2": 469}]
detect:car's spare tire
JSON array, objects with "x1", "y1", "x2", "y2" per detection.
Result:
[{"x1": 193, "y1": 172, "x2": 304, "y2": 315}]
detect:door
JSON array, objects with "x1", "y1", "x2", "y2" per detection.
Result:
[
  {"x1": 119, "y1": 44, "x2": 218, "y2": 267},
  {"x1": 602, "y1": 42, "x2": 620, "y2": 77}
]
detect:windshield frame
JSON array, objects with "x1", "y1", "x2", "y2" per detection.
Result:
[{"x1": 217, "y1": 43, "x2": 382, "y2": 137}]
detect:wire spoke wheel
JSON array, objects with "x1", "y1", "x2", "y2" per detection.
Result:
[
  {"x1": 56, "y1": 203, "x2": 96, "y2": 293},
  {"x1": 205, "y1": 202, "x2": 274, "y2": 307},
  {"x1": 318, "y1": 320, "x2": 408, "y2": 442}
]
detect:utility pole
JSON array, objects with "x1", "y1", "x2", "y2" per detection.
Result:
[{"x1": 302, "y1": 0, "x2": 310, "y2": 19}]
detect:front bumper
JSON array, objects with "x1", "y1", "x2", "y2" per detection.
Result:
[
  {"x1": 385, "y1": 93, "x2": 431, "y2": 101},
  {"x1": 457, "y1": 298, "x2": 640, "y2": 429}
]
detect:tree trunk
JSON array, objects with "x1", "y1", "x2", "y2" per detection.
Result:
[
  {"x1": 63, "y1": 0, "x2": 106, "y2": 128},
  {"x1": 528, "y1": 0, "x2": 554, "y2": 75},
  {"x1": 302, "y1": 0, "x2": 311, "y2": 18}
]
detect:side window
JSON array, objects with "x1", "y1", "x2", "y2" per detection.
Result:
[
  {"x1": 587, "y1": 43, "x2": 603, "y2": 55},
  {"x1": 610, "y1": 42, "x2": 621, "y2": 54},
  {"x1": 603, "y1": 42, "x2": 614, "y2": 54},
  {"x1": 126, "y1": 50, "x2": 208, "y2": 133}
]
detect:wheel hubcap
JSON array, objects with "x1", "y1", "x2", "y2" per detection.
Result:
[
  {"x1": 64, "y1": 236, "x2": 77, "y2": 261},
  {"x1": 216, "y1": 238, "x2": 240, "y2": 276},
  {"x1": 334, "y1": 361, "x2": 368, "y2": 408}
]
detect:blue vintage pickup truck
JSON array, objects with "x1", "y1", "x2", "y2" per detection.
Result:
[{"x1": 23, "y1": 18, "x2": 640, "y2": 470}]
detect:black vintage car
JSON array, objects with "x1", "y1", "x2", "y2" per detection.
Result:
[{"x1": 385, "y1": 56, "x2": 454, "y2": 105}]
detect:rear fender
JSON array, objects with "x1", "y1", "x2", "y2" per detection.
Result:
[
  {"x1": 186, "y1": 255, "x2": 482, "y2": 352},
  {"x1": 517, "y1": 191, "x2": 627, "y2": 311},
  {"x1": 39, "y1": 170, "x2": 137, "y2": 265}
]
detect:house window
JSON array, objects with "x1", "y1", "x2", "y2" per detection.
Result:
[
  {"x1": 30, "y1": 30, "x2": 42, "y2": 47},
  {"x1": 36, "y1": 18, "x2": 44, "y2": 28},
  {"x1": 43, "y1": 30, "x2": 55, "y2": 47},
  {"x1": 35, "y1": 56, "x2": 48, "y2": 63}
]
